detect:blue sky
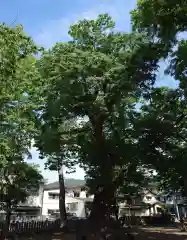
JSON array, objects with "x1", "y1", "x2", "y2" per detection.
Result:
[{"x1": 0, "y1": 0, "x2": 177, "y2": 182}]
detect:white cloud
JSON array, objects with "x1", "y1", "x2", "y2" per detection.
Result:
[{"x1": 34, "y1": 0, "x2": 137, "y2": 48}]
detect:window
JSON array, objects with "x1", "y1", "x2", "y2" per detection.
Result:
[
  {"x1": 67, "y1": 202, "x2": 78, "y2": 211},
  {"x1": 48, "y1": 192, "x2": 59, "y2": 199},
  {"x1": 73, "y1": 191, "x2": 80, "y2": 197},
  {"x1": 176, "y1": 195, "x2": 182, "y2": 201},
  {"x1": 146, "y1": 196, "x2": 152, "y2": 201},
  {"x1": 134, "y1": 197, "x2": 142, "y2": 205},
  {"x1": 156, "y1": 207, "x2": 162, "y2": 213},
  {"x1": 29, "y1": 187, "x2": 39, "y2": 196},
  {"x1": 48, "y1": 209, "x2": 59, "y2": 215},
  {"x1": 167, "y1": 196, "x2": 172, "y2": 201},
  {"x1": 157, "y1": 196, "x2": 166, "y2": 202}
]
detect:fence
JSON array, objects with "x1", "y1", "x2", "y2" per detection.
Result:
[
  {"x1": 0, "y1": 214, "x2": 47, "y2": 223},
  {"x1": 0, "y1": 215, "x2": 173, "y2": 236},
  {"x1": 119, "y1": 215, "x2": 172, "y2": 225},
  {"x1": 0, "y1": 219, "x2": 81, "y2": 235}
]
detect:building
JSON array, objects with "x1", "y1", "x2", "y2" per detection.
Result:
[
  {"x1": 119, "y1": 190, "x2": 165, "y2": 217},
  {"x1": 158, "y1": 192, "x2": 187, "y2": 218},
  {"x1": 15, "y1": 184, "x2": 44, "y2": 219},
  {"x1": 42, "y1": 179, "x2": 167, "y2": 218},
  {"x1": 3, "y1": 177, "x2": 185, "y2": 221},
  {"x1": 42, "y1": 178, "x2": 93, "y2": 218},
  {"x1": 12, "y1": 177, "x2": 185, "y2": 220},
  {"x1": 0, "y1": 183, "x2": 45, "y2": 221}
]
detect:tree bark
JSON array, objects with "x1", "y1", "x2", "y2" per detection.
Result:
[
  {"x1": 89, "y1": 114, "x2": 114, "y2": 225},
  {"x1": 183, "y1": 177, "x2": 187, "y2": 197},
  {"x1": 4, "y1": 202, "x2": 11, "y2": 240},
  {"x1": 58, "y1": 164, "x2": 67, "y2": 229},
  {"x1": 89, "y1": 190, "x2": 106, "y2": 219},
  {"x1": 114, "y1": 204, "x2": 119, "y2": 221}
]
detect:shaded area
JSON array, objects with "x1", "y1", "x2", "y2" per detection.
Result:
[
  {"x1": 15, "y1": 227, "x2": 187, "y2": 240},
  {"x1": 133, "y1": 226, "x2": 187, "y2": 240},
  {"x1": 2, "y1": 219, "x2": 187, "y2": 240}
]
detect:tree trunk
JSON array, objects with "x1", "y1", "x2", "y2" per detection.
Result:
[
  {"x1": 183, "y1": 177, "x2": 187, "y2": 197},
  {"x1": 114, "y1": 205, "x2": 119, "y2": 221},
  {"x1": 89, "y1": 191, "x2": 106, "y2": 220},
  {"x1": 58, "y1": 164, "x2": 67, "y2": 229},
  {"x1": 4, "y1": 203, "x2": 11, "y2": 240},
  {"x1": 89, "y1": 184, "x2": 115, "y2": 225},
  {"x1": 89, "y1": 115, "x2": 110, "y2": 224}
]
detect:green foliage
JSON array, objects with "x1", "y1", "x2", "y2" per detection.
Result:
[
  {"x1": 131, "y1": 0, "x2": 187, "y2": 93},
  {"x1": 0, "y1": 24, "x2": 40, "y2": 160},
  {"x1": 131, "y1": 0, "x2": 187, "y2": 91},
  {"x1": 0, "y1": 161, "x2": 43, "y2": 208},
  {"x1": 36, "y1": 14, "x2": 160, "y2": 219},
  {"x1": 131, "y1": 0, "x2": 187, "y2": 48},
  {"x1": 131, "y1": 0, "x2": 187, "y2": 194},
  {"x1": 0, "y1": 24, "x2": 43, "y2": 227},
  {"x1": 136, "y1": 87, "x2": 187, "y2": 193}
]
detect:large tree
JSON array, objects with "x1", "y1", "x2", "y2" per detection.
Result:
[
  {"x1": 131, "y1": 0, "x2": 187, "y2": 195},
  {"x1": 37, "y1": 13, "x2": 160, "y2": 224}
]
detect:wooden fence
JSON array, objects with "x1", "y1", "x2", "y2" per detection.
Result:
[
  {"x1": 0, "y1": 219, "x2": 81, "y2": 235},
  {"x1": 119, "y1": 215, "x2": 173, "y2": 225},
  {"x1": 0, "y1": 215, "x2": 173, "y2": 236}
]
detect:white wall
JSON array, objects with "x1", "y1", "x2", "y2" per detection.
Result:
[
  {"x1": 42, "y1": 189, "x2": 87, "y2": 218},
  {"x1": 23, "y1": 195, "x2": 41, "y2": 207},
  {"x1": 142, "y1": 193, "x2": 163, "y2": 215},
  {"x1": 142, "y1": 192, "x2": 158, "y2": 205},
  {"x1": 42, "y1": 189, "x2": 59, "y2": 216},
  {"x1": 42, "y1": 189, "x2": 164, "y2": 218}
]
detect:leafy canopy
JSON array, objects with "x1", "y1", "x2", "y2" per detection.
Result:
[
  {"x1": 0, "y1": 24, "x2": 40, "y2": 161},
  {"x1": 135, "y1": 87, "x2": 187, "y2": 192},
  {"x1": 131, "y1": 0, "x2": 187, "y2": 92},
  {"x1": 36, "y1": 14, "x2": 160, "y2": 212},
  {"x1": 0, "y1": 161, "x2": 43, "y2": 208},
  {"x1": 131, "y1": 0, "x2": 187, "y2": 194},
  {"x1": 0, "y1": 24, "x2": 43, "y2": 211}
]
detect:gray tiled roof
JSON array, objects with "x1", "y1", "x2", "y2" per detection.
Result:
[{"x1": 44, "y1": 178, "x2": 86, "y2": 190}]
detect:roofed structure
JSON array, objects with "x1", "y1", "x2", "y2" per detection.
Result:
[{"x1": 44, "y1": 178, "x2": 86, "y2": 190}]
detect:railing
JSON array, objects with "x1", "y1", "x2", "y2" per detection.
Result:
[
  {"x1": 119, "y1": 215, "x2": 172, "y2": 225},
  {"x1": 0, "y1": 219, "x2": 82, "y2": 236},
  {"x1": 0, "y1": 215, "x2": 173, "y2": 237},
  {"x1": 0, "y1": 214, "x2": 47, "y2": 222}
]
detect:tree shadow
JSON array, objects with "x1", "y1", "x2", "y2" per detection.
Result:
[{"x1": 135, "y1": 227, "x2": 187, "y2": 240}]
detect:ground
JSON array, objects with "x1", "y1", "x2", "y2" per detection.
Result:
[
  {"x1": 9, "y1": 226, "x2": 187, "y2": 240},
  {"x1": 132, "y1": 226, "x2": 187, "y2": 240}
]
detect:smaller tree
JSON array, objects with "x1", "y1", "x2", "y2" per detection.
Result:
[
  {"x1": 35, "y1": 119, "x2": 78, "y2": 228},
  {"x1": 0, "y1": 157, "x2": 43, "y2": 237}
]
